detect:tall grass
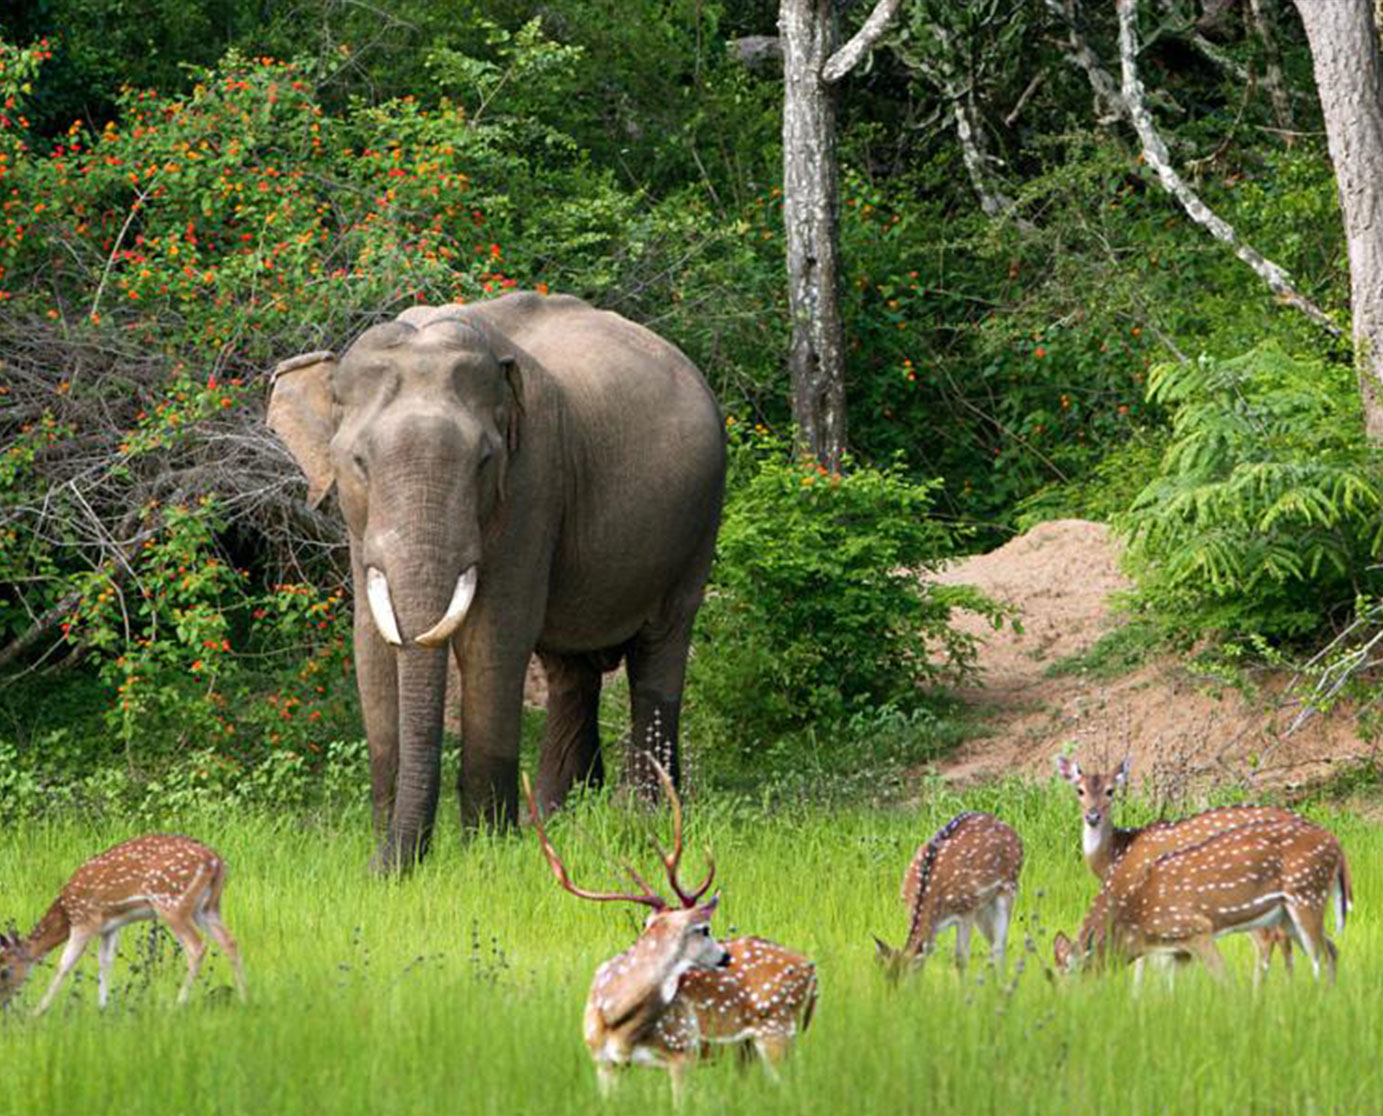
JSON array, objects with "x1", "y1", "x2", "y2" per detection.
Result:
[{"x1": 0, "y1": 782, "x2": 1374, "y2": 1115}]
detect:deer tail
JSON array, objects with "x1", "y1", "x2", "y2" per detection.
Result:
[
  {"x1": 799, "y1": 966, "x2": 819, "y2": 1035},
  {"x1": 1334, "y1": 850, "x2": 1353, "y2": 936}
]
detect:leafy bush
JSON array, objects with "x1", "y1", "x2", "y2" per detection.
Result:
[
  {"x1": 691, "y1": 426, "x2": 1009, "y2": 744},
  {"x1": 1117, "y1": 344, "x2": 1383, "y2": 640}
]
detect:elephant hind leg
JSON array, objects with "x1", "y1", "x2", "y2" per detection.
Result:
[
  {"x1": 625, "y1": 609, "x2": 699, "y2": 799},
  {"x1": 534, "y1": 651, "x2": 605, "y2": 810}
]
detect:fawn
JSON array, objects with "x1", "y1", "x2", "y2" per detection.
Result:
[
  {"x1": 1054, "y1": 817, "x2": 1351, "y2": 986},
  {"x1": 0, "y1": 834, "x2": 245, "y2": 1014},
  {"x1": 874, "y1": 811, "x2": 1024, "y2": 980},
  {"x1": 1056, "y1": 755, "x2": 1301, "y2": 981}
]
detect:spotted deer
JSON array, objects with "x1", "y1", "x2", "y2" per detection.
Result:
[
  {"x1": 675, "y1": 935, "x2": 817, "y2": 1073},
  {"x1": 525, "y1": 765, "x2": 727, "y2": 1100},
  {"x1": 1056, "y1": 755, "x2": 1302, "y2": 981},
  {"x1": 873, "y1": 811, "x2": 1024, "y2": 980},
  {"x1": 0, "y1": 834, "x2": 246, "y2": 1015},
  {"x1": 1053, "y1": 817, "x2": 1352, "y2": 986}
]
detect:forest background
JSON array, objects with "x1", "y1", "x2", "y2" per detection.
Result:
[{"x1": 2, "y1": 0, "x2": 1380, "y2": 812}]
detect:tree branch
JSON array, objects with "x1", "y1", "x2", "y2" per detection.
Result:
[
  {"x1": 821, "y1": 0, "x2": 903, "y2": 84},
  {"x1": 1116, "y1": 0, "x2": 1340, "y2": 336}
]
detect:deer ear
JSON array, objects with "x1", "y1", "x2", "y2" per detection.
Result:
[
  {"x1": 699, "y1": 893, "x2": 720, "y2": 916},
  {"x1": 873, "y1": 936, "x2": 894, "y2": 960},
  {"x1": 267, "y1": 350, "x2": 338, "y2": 509},
  {"x1": 1115, "y1": 758, "x2": 1131, "y2": 787},
  {"x1": 1056, "y1": 755, "x2": 1080, "y2": 784}
]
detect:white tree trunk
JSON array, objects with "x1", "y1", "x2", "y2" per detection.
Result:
[
  {"x1": 781, "y1": 0, "x2": 847, "y2": 468},
  {"x1": 779, "y1": 0, "x2": 901, "y2": 468},
  {"x1": 1295, "y1": 0, "x2": 1383, "y2": 442}
]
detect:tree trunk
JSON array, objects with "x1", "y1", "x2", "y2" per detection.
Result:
[
  {"x1": 1296, "y1": 1, "x2": 1383, "y2": 441},
  {"x1": 780, "y1": 0, "x2": 848, "y2": 470},
  {"x1": 778, "y1": 0, "x2": 901, "y2": 470}
]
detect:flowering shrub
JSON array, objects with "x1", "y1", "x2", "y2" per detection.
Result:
[
  {"x1": 0, "y1": 41, "x2": 548, "y2": 767},
  {"x1": 691, "y1": 425, "x2": 1010, "y2": 743}
]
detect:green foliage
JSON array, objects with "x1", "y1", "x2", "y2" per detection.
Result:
[
  {"x1": 692, "y1": 426, "x2": 1009, "y2": 743},
  {"x1": 1117, "y1": 345, "x2": 1383, "y2": 640}
]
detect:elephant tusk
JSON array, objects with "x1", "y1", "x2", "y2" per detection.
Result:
[
  {"x1": 415, "y1": 566, "x2": 478, "y2": 647},
  {"x1": 365, "y1": 566, "x2": 404, "y2": 647}
]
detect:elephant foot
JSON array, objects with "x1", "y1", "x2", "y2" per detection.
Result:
[{"x1": 369, "y1": 831, "x2": 431, "y2": 875}]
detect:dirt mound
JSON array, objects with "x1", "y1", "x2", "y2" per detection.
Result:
[{"x1": 931, "y1": 519, "x2": 1372, "y2": 794}]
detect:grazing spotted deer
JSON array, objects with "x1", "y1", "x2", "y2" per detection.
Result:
[
  {"x1": 0, "y1": 834, "x2": 246, "y2": 1014},
  {"x1": 675, "y1": 935, "x2": 817, "y2": 1074},
  {"x1": 525, "y1": 766, "x2": 727, "y2": 1101},
  {"x1": 873, "y1": 811, "x2": 1024, "y2": 980},
  {"x1": 1056, "y1": 755, "x2": 1302, "y2": 981},
  {"x1": 1053, "y1": 817, "x2": 1352, "y2": 986}
]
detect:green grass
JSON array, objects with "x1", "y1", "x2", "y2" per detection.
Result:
[{"x1": 0, "y1": 782, "x2": 1377, "y2": 1115}]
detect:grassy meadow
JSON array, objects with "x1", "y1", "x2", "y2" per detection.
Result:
[{"x1": 0, "y1": 779, "x2": 1377, "y2": 1116}]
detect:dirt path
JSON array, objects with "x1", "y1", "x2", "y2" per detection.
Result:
[{"x1": 930, "y1": 519, "x2": 1372, "y2": 794}]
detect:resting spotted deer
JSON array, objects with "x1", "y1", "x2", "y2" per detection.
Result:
[
  {"x1": 1056, "y1": 755, "x2": 1302, "y2": 982},
  {"x1": 873, "y1": 811, "x2": 1024, "y2": 980},
  {"x1": 1054, "y1": 817, "x2": 1352, "y2": 986},
  {"x1": 525, "y1": 763, "x2": 815, "y2": 1097},
  {"x1": 676, "y1": 935, "x2": 817, "y2": 1073},
  {"x1": 0, "y1": 834, "x2": 246, "y2": 1014},
  {"x1": 525, "y1": 765, "x2": 725, "y2": 1100}
]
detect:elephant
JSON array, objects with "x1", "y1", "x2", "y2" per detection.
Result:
[{"x1": 267, "y1": 292, "x2": 726, "y2": 872}]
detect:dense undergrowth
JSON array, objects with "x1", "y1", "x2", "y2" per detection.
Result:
[{"x1": 3, "y1": 1, "x2": 1382, "y2": 782}]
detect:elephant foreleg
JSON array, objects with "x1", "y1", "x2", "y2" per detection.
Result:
[
  {"x1": 456, "y1": 643, "x2": 530, "y2": 831},
  {"x1": 534, "y1": 651, "x2": 604, "y2": 810}
]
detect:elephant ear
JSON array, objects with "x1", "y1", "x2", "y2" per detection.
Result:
[
  {"x1": 267, "y1": 350, "x2": 338, "y2": 509},
  {"x1": 501, "y1": 354, "x2": 524, "y2": 453}
]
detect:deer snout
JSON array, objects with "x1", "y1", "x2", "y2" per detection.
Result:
[
  {"x1": 1084, "y1": 809, "x2": 1103, "y2": 827},
  {"x1": 715, "y1": 947, "x2": 733, "y2": 968}
]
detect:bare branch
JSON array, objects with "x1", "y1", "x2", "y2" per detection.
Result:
[
  {"x1": 1116, "y1": 0, "x2": 1340, "y2": 336},
  {"x1": 822, "y1": 0, "x2": 903, "y2": 84}
]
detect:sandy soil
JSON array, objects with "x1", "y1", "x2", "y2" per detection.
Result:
[{"x1": 929, "y1": 519, "x2": 1375, "y2": 796}]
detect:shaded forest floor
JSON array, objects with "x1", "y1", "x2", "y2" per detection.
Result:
[{"x1": 931, "y1": 519, "x2": 1376, "y2": 797}]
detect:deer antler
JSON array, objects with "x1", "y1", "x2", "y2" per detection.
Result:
[
  {"x1": 522, "y1": 774, "x2": 668, "y2": 911},
  {"x1": 648, "y1": 758, "x2": 716, "y2": 908}
]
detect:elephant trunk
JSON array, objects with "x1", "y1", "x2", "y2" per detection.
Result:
[{"x1": 377, "y1": 643, "x2": 449, "y2": 872}]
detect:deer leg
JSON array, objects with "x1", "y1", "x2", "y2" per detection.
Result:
[
  {"x1": 954, "y1": 920, "x2": 973, "y2": 974},
  {"x1": 198, "y1": 909, "x2": 247, "y2": 1001},
  {"x1": 595, "y1": 1064, "x2": 618, "y2": 1099},
  {"x1": 667, "y1": 1056, "x2": 690, "y2": 1106},
  {"x1": 1286, "y1": 902, "x2": 1329, "y2": 982},
  {"x1": 33, "y1": 929, "x2": 94, "y2": 1016},
  {"x1": 160, "y1": 911, "x2": 207, "y2": 1005},
  {"x1": 754, "y1": 1032, "x2": 791, "y2": 1078},
  {"x1": 985, "y1": 894, "x2": 1013, "y2": 972},
  {"x1": 97, "y1": 930, "x2": 119, "y2": 1009}
]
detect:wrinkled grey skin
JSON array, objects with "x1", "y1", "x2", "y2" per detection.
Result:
[{"x1": 268, "y1": 292, "x2": 725, "y2": 872}]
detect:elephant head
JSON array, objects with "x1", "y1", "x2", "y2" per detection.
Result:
[{"x1": 268, "y1": 309, "x2": 524, "y2": 867}]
